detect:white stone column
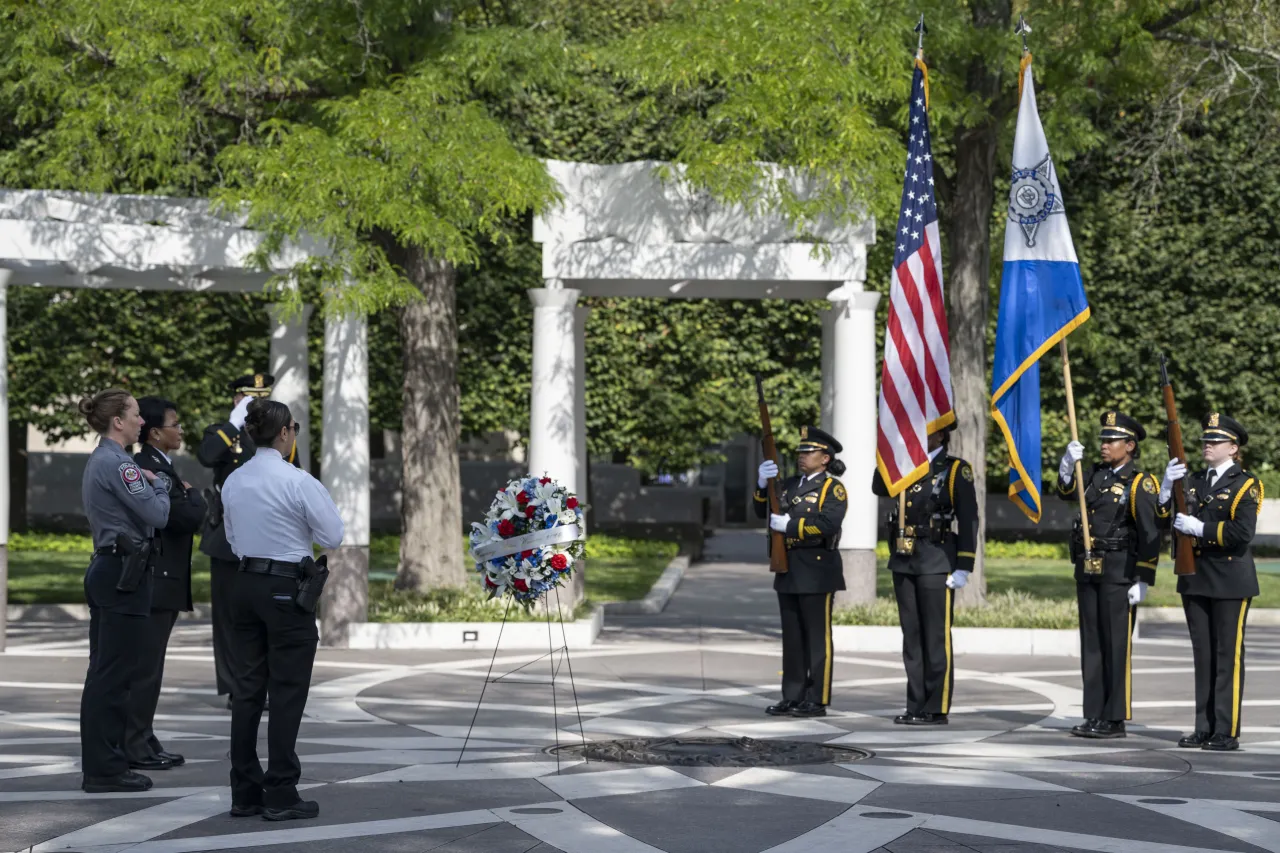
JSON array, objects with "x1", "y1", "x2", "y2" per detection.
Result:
[
  {"x1": 819, "y1": 303, "x2": 837, "y2": 434},
  {"x1": 267, "y1": 303, "x2": 313, "y2": 471},
  {"x1": 829, "y1": 286, "x2": 881, "y2": 606},
  {"x1": 528, "y1": 286, "x2": 582, "y2": 614},
  {"x1": 0, "y1": 270, "x2": 10, "y2": 653},
  {"x1": 321, "y1": 309, "x2": 369, "y2": 646},
  {"x1": 570, "y1": 305, "x2": 590, "y2": 609}
]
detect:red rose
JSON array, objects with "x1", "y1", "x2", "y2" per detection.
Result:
[
  {"x1": 524, "y1": 506, "x2": 537, "y2": 518},
  {"x1": 484, "y1": 577, "x2": 498, "y2": 589},
  {"x1": 513, "y1": 578, "x2": 529, "y2": 592},
  {"x1": 566, "y1": 497, "x2": 579, "y2": 510},
  {"x1": 550, "y1": 553, "x2": 569, "y2": 571},
  {"x1": 521, "y1": 550, "x2": 534, "y2": 559},
  {"x1": 516, "y1": 492, "x2": 529, "y2": 505},
  {"x1": 540, "y1": 477, "x2": 551, "y2": 484},
  {"x1": 497, "y1": 519, "x2": 515, "y2": 537}
]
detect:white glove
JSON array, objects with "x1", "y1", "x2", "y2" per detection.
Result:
[
  {"x1": 757, "y1": 459, "x2": 779, "y2": 489},
  {"x1": 1058, "y1": 440, "x2": 1084, "y2": 482},
  {"x1": 946, "y1": 569, "x2": 969, "y2": 590},
  {"x1": 1127, "y1": 581, "x2": 1148, "y2": 606},
  {"x1": 228, "y1": 395, "x2": 253, "y2": 429},
  {"x1": 1174, "y1": 513, "x2": 1205, "y2": 538},
  {"x1": 1160, "y1": 458, "x2": 1187, "y2": 504},
  {"x1": 769, "y1": 513, "x2": 790, "y2": 533}
]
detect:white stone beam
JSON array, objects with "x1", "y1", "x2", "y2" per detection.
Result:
[
  {"x1": 321, "y1": 310, "x2": 370, "y2": 647},
  {"x1": 269, "y1": 303, "x2": 314, "y2": 471},
  {"x1": 0, "y1": 189, "x2": 247, "y2": 229},
  {"x1": 543, "y1": 241, "x2": 866, "y2": 285}
]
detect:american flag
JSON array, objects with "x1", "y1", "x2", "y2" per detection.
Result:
[{"x1": 876, "y1": 58, "x2": 955, "y2": 496}]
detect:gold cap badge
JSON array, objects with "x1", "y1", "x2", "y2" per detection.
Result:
[
  {"x1": 1106, "y1": 412, "x2": 1116, "y2": 426},
  {"x1": 1209, "y1": 413, "x2": 1220, "y2": 427},
  {"x1": 800, "y1": 426, "x2": 808, "y2": 439},
  {"x1": 254, "y1": 374, "x2": 264, "y2": 388}
]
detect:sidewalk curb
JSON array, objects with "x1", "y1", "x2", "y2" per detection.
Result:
[
  {"x1": 601, "y1": 555, "x2": 690, "y2": 616},
  {"x1": 834, "y1": 625, "x2": 1082, "y2": 657},
  {"x1": 343, "y1": 606, "x2": 604, "y2": 650}
]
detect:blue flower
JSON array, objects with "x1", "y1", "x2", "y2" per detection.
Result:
[{"x1": 545, "y1": 515, "x2": 558, "y2": 529}]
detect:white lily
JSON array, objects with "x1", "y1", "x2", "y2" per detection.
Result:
[{"x1": 534, "y1": 481, "x2": 559, "y2": 505}]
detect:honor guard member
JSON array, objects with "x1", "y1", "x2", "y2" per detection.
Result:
[
  {"x1": 872, "y1": 423, "x2": 979, "y2": 726},
  {"x1": 77, "y1": 390, "x2": 171, "y2": 793},
  {"x1": 223, "y1": 399, "x2": 343, "y2": 821},
  {"x1": 197, "y1": 372, "x2": 274, "y2": 706},
  {"x1": 1056, "y1": 411, "x2": 1161, "y2": 739},
  {"x1": 755, "y1": 426, "x2": 849, "y2": 718},
  {"x1": 1160, "y1": 413, "x2": 1260, "y2": 751},
  {"x1": 124, "y1": 398, "x2": 207, "y2": 772}
]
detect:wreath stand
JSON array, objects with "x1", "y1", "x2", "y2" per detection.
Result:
[{"x1": 456, "y1": 585, "x2": 590, "y2": 773}]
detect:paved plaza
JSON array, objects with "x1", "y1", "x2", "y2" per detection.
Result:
[{"x1": 4, "y1": 533, "x2": 1280, "y2": 853}]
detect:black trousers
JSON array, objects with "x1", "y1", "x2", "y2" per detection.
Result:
[
  {"x1": 893, "y1": 572, "x2": 955, "y2": 715},
  {"x1": 229, "y1": 571, "x2": 318, "y2": 809},
  {"x1": 80, "y1": 559, "x2": 148, "y2": 778},
  {"x1": 210, "y1": 557, "x2": 240, "y2": 697},
  {"x1": 124, "y1": 609, "x2": 180, "y2": 761},
  {"x1": 1077, "y1": 582, "x2": 1136, "y2": 722},
  {"x1": 778, "y1": 592, "x2": 834, "y2": 705},
  {"x1": 1183, "y1": 594, "x2": 1251, "y2": 737}
]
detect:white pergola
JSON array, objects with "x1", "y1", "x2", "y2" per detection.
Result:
[
  {"x1": 0, "y1": 190, "x2": 370, "y2": 651},
  {"x1": 528, "y1": 161, "x2": 882, "y2": 604}
]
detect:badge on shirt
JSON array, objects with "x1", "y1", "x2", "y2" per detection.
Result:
[
  {"x1": 118, "y1": 463, "x2": 145, "y2": 495},
  {"x1": 155, "y1": 472, "x2": 172, "y2": 493},
  {"x1": 1110, "y1": 484, "x2": 1125, "y2": 495}
]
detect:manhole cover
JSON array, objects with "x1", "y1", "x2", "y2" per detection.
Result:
[{"x1": 548, "y1": 736, "x2": 873, "y2": 767}]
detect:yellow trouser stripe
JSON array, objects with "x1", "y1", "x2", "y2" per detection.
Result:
[
  {"x1": 822, "y1": 593, "x2": 834, "y2": 705},
  {"x1": 1125, "y1": 606, "x2": 1135, "y2": 720},
  {"x1": 941, "y1": 587, "x2": 954, "y2": 714},
  {"x1": 1232, "y1": 598, "x2": 1251, "y2": 737},
  {"x1": 216, "y1": 429, "x2": 233, "y2": 447}
]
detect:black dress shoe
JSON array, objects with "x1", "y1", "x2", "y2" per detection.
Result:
[
  {"x1": 1070, "y1": 719, "x2": 1100, "y2": 737},
  {"x1": 766, "y1": 700, "x2": 798, "y2": 716},
  {"x1": 1178, "y1": 731, "x2": 1211, "y2": 748},
  {"x1": 129, "y1": 755, "x2": 175, "y2": 771},
  {"x1": 790, "y1": 701, "x2": 827, "y2": 717},
  {"x1": 893, "y1": 712, "x2": 918, "y2": 725},
  {"x1": 904, "y1": 712, "x2": 948, "y2": 726},
  {"x1": 230, "y1": 803, "x2": 264, "y2": 817},
  {"x1": 1202, "y1": 733, "x2": 1240, "y2": 751},
  {"x1": 83, "y1": 771, "x2": 153, "y2": 793},
  {"x1": 262, "y1": 800, "x2": 320, "y2": 821},
  {"x1": 1083, "y1": 720, "x2": 1126, "y2": 739},
  {"x1": 156, "y1": 750, "x2": 185, "y2": 766}
]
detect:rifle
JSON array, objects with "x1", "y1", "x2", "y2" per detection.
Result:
[
  {"x1": 754, "y1": 375, "x2": 789, "y2": 575},
  {"x1": 1159, "y1": 354, "x2": 1197, "y2": 576}
]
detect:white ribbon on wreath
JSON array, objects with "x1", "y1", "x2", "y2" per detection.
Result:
[{"x1": 471, "y1": 524, "x2": 584, "y2": 562}]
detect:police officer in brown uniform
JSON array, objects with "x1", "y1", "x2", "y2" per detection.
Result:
[
  {"x1": 197, "y1": 373, "x2": 274, "y2": 704},
  {"x1": 1160, "y1": 413, "x2": 1260, "y2": 751},
  {"x1": 872, "y1": 423, "x2": 978, "y2": 725},
  {"x1": 755, "y1": 426, "x2": 849, "y2": 718},
  {"x1": 1056, "y1": 411, "x2": 1161, "y2": 739}
]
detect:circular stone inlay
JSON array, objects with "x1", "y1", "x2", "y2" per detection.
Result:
[
  {"x1": 862, "y1": 812, "x2": 912, "y2": 819},
  {"x1": 1139, "y1": 798, "x2": 1187, "y2": 805},
  {"x1": 549, "y1": 737, "x2": 872, "y2": 767},
  {"x1": 509, "y1": 807, "x2": 564, "y2": 815}
]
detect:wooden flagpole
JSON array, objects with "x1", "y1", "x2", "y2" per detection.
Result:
[{"x1": 1060, "y1": 338, "x2": 1096, "y2": 571}]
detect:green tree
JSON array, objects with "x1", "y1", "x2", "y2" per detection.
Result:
[{"x1": 611, "y1": 0, "x2": 1280, "y2": 603}]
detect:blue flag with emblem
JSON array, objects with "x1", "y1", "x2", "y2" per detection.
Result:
[{"x1": 990, "y1": 55, "x2": 1091, "y2": 523}]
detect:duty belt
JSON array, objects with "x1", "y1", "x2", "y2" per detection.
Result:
[
  {"x1": 239, "y1": 557, "x2": 305, "y2": 579},
  {"x1": 1089, "y1": 535, "x2": 1131, "y2": 552}
]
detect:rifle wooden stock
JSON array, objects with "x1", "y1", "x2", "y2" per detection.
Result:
[
  {"x1": 1160, "y1": 355, "x2": 1197, "y2": 577},
  {"x1": 755, "y1": 376, "x2": 789, "y2": 575}
]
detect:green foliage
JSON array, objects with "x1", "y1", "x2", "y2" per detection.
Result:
[
  {"x1": 367, "y1": 581, "x2": 582, "y2": 623},
  {"x1": 836, "y1": 590, "x2": 1080, "y2": 629},
  {"x1": 585, "y1": 536, "x2": 678, "y2": 560}
]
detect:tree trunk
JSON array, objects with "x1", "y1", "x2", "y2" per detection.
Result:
[
  {"x1": 8, "y1": 420, "x2": 26, "y2": 534},
  {"x1": 378, "y1": 235, "x2": 465, "y2": 591},
  {"x1": 946, "y1": 0, "x2": 1011, "y2": 607}
]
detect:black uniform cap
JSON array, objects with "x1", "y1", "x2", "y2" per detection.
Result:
[
  {"x1": 228, "y1": 372, "x2": 274, "y2": 397},
  {"x1": 797, "y1": 425, "x2": 842, "y2": 455},
  {"x1": 1200, "y1": 412, "x2": 1247, "y2": 446},
  {"x1": 1099, "y1": 410, "x2": 1145, "y2": 442}
]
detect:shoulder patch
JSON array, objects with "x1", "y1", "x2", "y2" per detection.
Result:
[
  {"x1": 1143, "y1": 475, "x2": 1157, "y2": 494},
  {"x1": 155, "y1": 471, "x2": 172, "y2": 493},
  {"x1": 961, "y1": 464, "x2": 973, "y2": 482},
  {"x1": 118, "y1": 462, "x2": 146, "y2": 495},
  {"x1": 1250, "y1": 484, "x2": 1261, "y2": 502},
  {"x1": 832, "y1": 483, "x2": 847, "y2": 502}
]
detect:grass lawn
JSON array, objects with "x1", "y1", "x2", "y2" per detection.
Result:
[{"x1": 6, "y1": 533, "x2": 679, "y2": 620}]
